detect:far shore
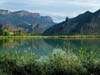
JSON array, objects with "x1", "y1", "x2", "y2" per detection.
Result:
[{"x1": 0, "y1": 35, "x2": 100, "y2": 39}]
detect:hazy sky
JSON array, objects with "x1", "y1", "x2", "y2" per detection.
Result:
[{"x1": 0, "y1": 0, "x2": 100, "y2": 22}]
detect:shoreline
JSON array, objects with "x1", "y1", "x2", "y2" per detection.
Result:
[{"x1": 0, "y1": 35, "x2": 100, "y2": 38}]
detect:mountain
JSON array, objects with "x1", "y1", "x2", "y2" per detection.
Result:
[
  {"x1": 0, "y1": 10, "x2": 54, "y2": 26},
  {"x1": 0, "y1": 10, "x2": 11, "y2": 15},
  {"x1": 28, "y1": 24, "x2": 46, "y2": 33},
  {"x1": 0, "y1": 10, "x2": 55, "y2": 33},
  {"x1": 44, "y1": 9, "x2": 100, "y2": 35},
  {"x1": 0, "y1": 24, "x2": 24, "y2": 32}
]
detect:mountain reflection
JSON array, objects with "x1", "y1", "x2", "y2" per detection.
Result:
[{"x1": 0, "y1": 38, "x2": 100, "y2": 56}]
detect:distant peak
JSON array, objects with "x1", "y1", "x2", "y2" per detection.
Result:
[
  {"x1": 14, "y1": 10, "x2": 40, "y2": 14},
  {"x1": 94, "y1": 9, "x2": 100, "y2": 14},
  {"x1": 13, "y1": 10, "x2": 40, "y2": 17},
  {"x1": 84, "y1": 11, "x2": 92, "y2": 14},
  {"x1": 96, "y1": 9, "x2": 100, "y2": 12},
  {"x1": 0, "y1": 9, "x2": 11, "y2": 14},
  {"x1": 65, "y1": 17, "x2": 69, "y2": 22},
  {"x1": 41, "y1": 16, "x2": 53, "y2": 22},
  {"x1": 13, "y1": 10, "x2": 30, "y2": 14},
  {"x1": 0, "y1": 9, "x2": 11, "y2": 12},
  {"x1": 76, "y1": 10, "x2": 92, "y2": 18},
  {"x1": 18, "y1": 10, "x2": 30, "y2": 12}
]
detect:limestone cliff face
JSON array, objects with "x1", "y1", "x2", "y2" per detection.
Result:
[
  {"x1": 0, "y1": 24, "x2": 24, "y2": 32},
  {"x1": 28, "y1": 24, "x2": 46, "y2": 33},
  {"x1": 0, "y1": 10, "x2": 11, "y2": 15},
  {"x1": 0, "y1": 10, "x2": 55, "y2": 33}
]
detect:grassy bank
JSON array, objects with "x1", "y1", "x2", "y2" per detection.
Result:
[
  {"x1": 1, "y1": 35, "x2": 100, "y2": 39},
  {"x1": 0, "y1": 49, "x2": 100, "y2": 75}
]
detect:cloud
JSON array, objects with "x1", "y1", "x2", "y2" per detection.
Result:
[{"x1": 27, "y1": 0, "x2": 100, "y2": 9}]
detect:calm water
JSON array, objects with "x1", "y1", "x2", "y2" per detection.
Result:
[{"x1": 0, "y1": 38, "x2": 100, "y2": 56}]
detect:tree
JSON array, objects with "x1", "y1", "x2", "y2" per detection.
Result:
[
  {"x1": 0, "y1": 29, "x2": 11, "y2": 36},
  {"x1": 3, "y1": 30, "x2": 10, "y2": 36}
]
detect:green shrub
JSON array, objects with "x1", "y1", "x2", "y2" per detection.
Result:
[{"x1": 0, "y1": 48, "x2": 100, "y2": 75}]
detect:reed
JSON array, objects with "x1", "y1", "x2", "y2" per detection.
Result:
[{"x1": 0, "y1": 48, "x2": 100, "y2": 75}]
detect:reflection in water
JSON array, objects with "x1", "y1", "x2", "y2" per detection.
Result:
[
  {"x1": 0, "y1": 38, "x2": 100, "y2": 56},
  {"x1": 0, "y1": 38, "x2": 54, "y2": 56},
  {"x1": 45, "y1": 39, "x2": 100, "y2": 53}
]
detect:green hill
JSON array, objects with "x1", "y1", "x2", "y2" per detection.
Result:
[{"x1": 44, "y1": 9, "x2": 100, "y2": 35}]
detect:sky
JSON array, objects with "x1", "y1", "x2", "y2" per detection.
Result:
[{"x1": 0, "y1": 0, "x2": 100, "y2": 22}]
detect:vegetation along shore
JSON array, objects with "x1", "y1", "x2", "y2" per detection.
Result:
[{"x1": 0, "y1": 48, "x2": 100, "y2": 75}]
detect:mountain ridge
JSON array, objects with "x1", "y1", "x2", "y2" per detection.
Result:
[
  {"x1": 0, "y1": 10, "x2": 54, "y2": 25},
  {"x1": 0, "y1": 9, "x2": 55, "y2": 33},
  {"x1": 43, "y1": 9, "x2": 100, "y2": 35}
]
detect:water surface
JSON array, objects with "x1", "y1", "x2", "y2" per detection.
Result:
[{"x1": 0, "y1": 38, "x2": 100, "y2": 56}]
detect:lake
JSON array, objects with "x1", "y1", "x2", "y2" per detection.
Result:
[{"x1": 0, "y1": 38, "x2": 100, "y2": 57}]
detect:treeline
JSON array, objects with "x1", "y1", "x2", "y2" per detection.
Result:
[{"x1": 0, "y1": 29, "x2": 41, "y2": 36}]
